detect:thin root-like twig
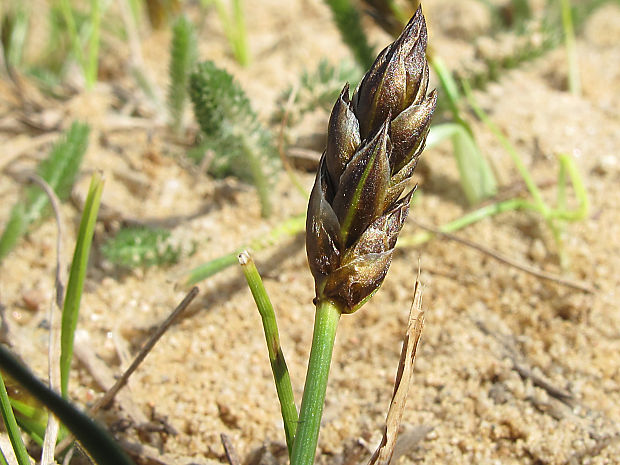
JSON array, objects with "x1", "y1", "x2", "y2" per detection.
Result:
[
  {"x1": 27, "y1": 174, "x2": 65, "y2": 465},
  {"x1": 220, "y1": 433, "x2": 241, "y2": 465},
  {"x1": 411, "y1": 219, "x2": 595, "y2": 294}
]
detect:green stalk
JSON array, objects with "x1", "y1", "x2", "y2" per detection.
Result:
[
  {"x1": 560, "y1": 0, "x2": 580, "y2": 95},
  {"x1": 290, "y1": 299, "x2": 341, "y2": 465},
  {"x1": 239, "y1": 252, "x2": 298, "y2": 454},
  {"x1": 232, "y1": 0, "x2": 249, "y2": 66},
  {"x1": 85, "y1": 0, "x2": 101, "y2": 89},
  {"x1": 59, "y1": 0, "x2": 85, "y2": 74},
  {"x1": 0, "y1": 372, "x2": 31, "y2": 465},
  {"x1": 241, "y1": 134, "x2": 272, "y2": 218}
]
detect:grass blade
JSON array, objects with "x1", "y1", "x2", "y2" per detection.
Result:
[
  {"x1": 427, "y1": 123, "x2": 497, "y2": 204},
  {"x1": 238, "y1": 251, "x2": 298, "y2": 454},
  {"x1": 0, "y1": 373, "x2": 31, "y2": 465},
  {"x1": 60, "y1": 173, "x2": 104, "y2": 398},
  {"x1": 0, "y1": 345, "x2": 135, "y2": 465}
]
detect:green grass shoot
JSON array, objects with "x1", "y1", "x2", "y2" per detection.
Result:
[
  {"x1": 238, "y1": 251, "x2": 298, "y2": 454},
  {"x1": 462, "y1": 79, "x2": 588, "y2": 263},
  {"x1": 209, "y1": 0, "x2": 250, "y2": 66},
  {"x1": 189, "y1": 60, "x2": 280, "y2": 217},
  {"x1": 0, "y1": 122, "x2": 90, "y2": 262},
  {"x1": 560, "y1": 0, "x2": 581, "y2": 95},
  {"x1": 58, "y1": 0, "x2": 101, "y2": 89},
  {"x1": 168, "y1": 15, "x2": 197, "y2": 133},
  {"x1": 0, "y1": 372, "x2": 31, "y2": 465},
  {"x1": 60, "y1": 172, "x2": 104, "y2": 398}
]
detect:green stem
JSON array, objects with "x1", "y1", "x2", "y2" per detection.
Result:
[
  {"x1": 86, "y1": 0, "x2": 101, "y2": 89},
  {"x1": 241, "y1": 135, "x2": 272, "y2": 218},
  {"x1": 239, "y1": 252, "x2": 298, "y2": 454},
  {"x1": 560, "y1": 0, "x2": 580, "y2": 95},
  {"x1": 290, "y1": 299, "x2": 341, "y2": 465},
  {"x1": 0, "y1": 372, "x2": 31, "y2": 465}
]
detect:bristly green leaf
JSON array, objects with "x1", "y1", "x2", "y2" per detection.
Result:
[
  {"x1": 168, "y1": 15, "x2": 197, "y2": 133},
  {"x1": 60, "y1": 173, "x2": 103, "y2": 398},
  {"x1": 189, "y1": 60, "x2": 279, "y2": 217},
  {"x1": 102, "y1": 226, "x2": 189, "y2": 269},
  {"x1": 25, "y1": 121, "x2": 90, "y2": 225},
  {"x1": 0, "y1": 203, "x2": 27, "y2": 262},
  {"x1": 0, "y1": 122, "x2": 89, "y2": 263}
]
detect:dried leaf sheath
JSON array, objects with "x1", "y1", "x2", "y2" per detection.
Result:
[{"x1": 306, "y1": 6, "x2": 436, "y2": 313}]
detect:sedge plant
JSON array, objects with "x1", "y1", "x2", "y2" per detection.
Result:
[
  {"x1": 189, "y1": 61, "x2": 280, "y2": 218},
  {"x1": 241, "y1": 8, "x2": 436, "y2": 464}
]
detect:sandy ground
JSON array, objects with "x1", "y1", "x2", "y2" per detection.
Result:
[{"x1": 1, "y1": 1, "x2": 620, "y2": 464}]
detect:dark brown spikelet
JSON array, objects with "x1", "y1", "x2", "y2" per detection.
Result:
[{"x1": 306, "y1": 6, "x2": 437, "y2": 313}]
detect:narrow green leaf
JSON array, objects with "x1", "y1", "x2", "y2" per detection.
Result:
[
  {"x1": 0, "y1": 123, "x2": 89, "y2": 263},
  {"x1": 238, "y1": 251, "x2": 298, "y2": 454},
  {"x1": 0, "y1": 203, "x2": 27, "y2": 262},
  {"x1": 60, "y1": 173, "x2": 104, "y2": 398},
  {"x1": 0, "y1": 372, "x2": 31, "y2": 465},
  {"x1": 26, "y1": 122, "x2": 90, "y2": 225},
  {"x1": 427, "y1": 123, "x2": 497, "y2": 204}
]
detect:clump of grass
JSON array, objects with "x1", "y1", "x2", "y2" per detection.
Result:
[
  {"x1": 58, "y1": 0, "x2": 101, "y2": 89},
  {"x1": 0, "y1": 122, "x2": 90, "y2": 262},
  {"x1": 201, "y1": 0, "x2": 250, "y2": 66},
  {"x1": 101, "y1": 226, "x2": 191, "y2": 269},
  {"x1": 168, "y1": 14, "x2": 197, "y2": 133},
  {"x1": 189, "y1": 60, "x2": 279, "y2": 217}
]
